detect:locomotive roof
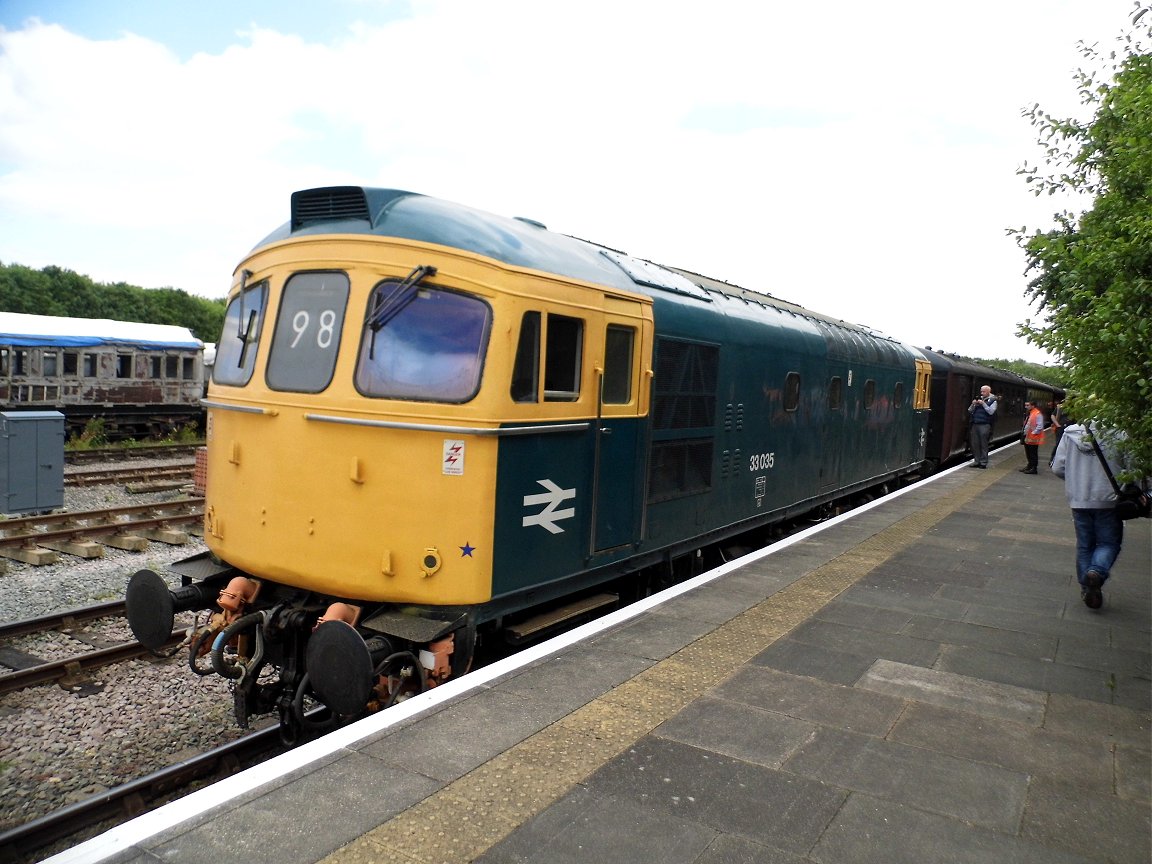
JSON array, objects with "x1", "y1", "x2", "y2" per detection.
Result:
[
  {"x1": 0, "y1": 312, "x2": 203, "y2": 350},
  {"x1": 256, "y1": 186, "x2": 910, "y2": 352}
]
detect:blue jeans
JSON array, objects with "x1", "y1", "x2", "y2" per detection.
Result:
[{"x1": 1071, "y1": 508, "x2": 1124, "y2": 585}]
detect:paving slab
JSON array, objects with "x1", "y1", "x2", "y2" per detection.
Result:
[
  {"x1": 810, "y1": 791, "x2": 1092, "y2": 864},
  {"x1": 581, "y1": 736, "x2": 847, "y2": 854},
  {"x1": 652, "y1": 695, "x2": 815, "y2": 768},
  {"x1": 1021, "y1": 775, "x2": 1152, "y2": 864},
  {"x1": 782, "y1": 726, "x2": 1029, "y2": 832},
  {"x1": 149, "y1": 751, "x2": 441, "y2": 864},
  {"x1": 475, "y1": 785, "x2": 717, "y2": 864},
  {"x1": 937, "y1": 643, "x2": 1151, "y2": 710},
  {"x1": 856, "y1": 658, "x2": 1048, "y2": 725},
  {"x1": 888, "y1": 701, "x2": 1115, "y2": 792},
  {"x1": 773, "y1": 617, "x2": 943, "y2": 666},
  {"x1": 897, "y1": 613, "x2": 1059, "y2": 659}
]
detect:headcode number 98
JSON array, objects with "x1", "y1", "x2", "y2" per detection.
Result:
[{"x1": 749, "y1": 452, "x2": 776, "y2": 471}]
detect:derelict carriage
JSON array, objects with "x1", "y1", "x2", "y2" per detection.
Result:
[
  {"x1": 127, "y1": 186, "x2": 931, "y2": 737},
  {"x1": 0, "y1": 313, "x2": 205, "y2": 439}
]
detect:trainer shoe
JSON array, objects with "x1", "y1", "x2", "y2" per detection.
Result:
[{"x1": 1083, "y1": 570, "x2": 1103, "y2": 610}]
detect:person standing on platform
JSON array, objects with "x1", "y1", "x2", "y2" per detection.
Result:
[
  {"x1": 1020, "y1": 400, "x2": 1045, "y2": 474},
  {"x1": 1051, "y1": 421, "x2": 1127, "y2": 610},
  {"x1": 967, "y1": 385, "x2": 998, "y2": 468}
]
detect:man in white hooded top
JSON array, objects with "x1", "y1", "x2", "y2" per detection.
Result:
[{"x1": 1051, "y1": 421, "x2": 1128, "y2": 610}]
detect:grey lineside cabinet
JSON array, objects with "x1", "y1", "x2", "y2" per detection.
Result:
[{"x1": 0, "y1": 411, "x2": 65, "y2": 514}]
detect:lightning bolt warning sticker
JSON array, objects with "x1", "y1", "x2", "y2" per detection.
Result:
[{"x1": 442, "y1": 439, "x2": 464, "y2": 476}]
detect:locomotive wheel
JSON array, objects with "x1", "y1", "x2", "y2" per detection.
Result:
[{"x1": 306, "y1": 620, "x2": 374, "y2": 716}]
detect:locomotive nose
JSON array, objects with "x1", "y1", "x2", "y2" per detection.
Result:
[{"x1": 125, "y1": 569, "x2": 218, "y2": 650}]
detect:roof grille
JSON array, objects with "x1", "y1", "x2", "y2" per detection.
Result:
[{"x1": 291, "y1": 186, "x2": 370, "y2": 230}]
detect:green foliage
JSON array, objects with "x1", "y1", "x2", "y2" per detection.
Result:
[
  {"x1": 68, "y1": 418, "x2": 109, "y2": 449},
  {"x1": 969, "y1": 358, "x2": 1072, "y2": 390},
  {"x1": 1012, "y1": 4, "x2": 1152, "y2": 476},
  {"x1": 0, "y1": 262, "x2": 226, "y2": 344},
  {"x1": 129, "y1": 423, "x2": 203, "y2": 446}
]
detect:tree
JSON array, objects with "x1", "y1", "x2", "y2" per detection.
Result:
[
  {"x1": 0, "y1": 263, "x2": 62, "y2": 315},
  {"x1": 0, "y1": 262, "x2": 226, "y2": 343},
  {"x1": 1014, "y1": 4, "x2": 1152, "y2": 476},
  {"x1": 972, "y1": 357, "x2": 1072, "y2": 391}
]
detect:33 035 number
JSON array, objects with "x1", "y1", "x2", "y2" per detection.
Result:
[{"x1": 749, "y1": 452, "x2": 776, "y2": 471}]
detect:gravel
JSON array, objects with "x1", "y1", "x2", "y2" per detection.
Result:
[
  {"x1": 1, "y1": 467, "x2": 207, "y2": 622},
  {"x1": 0, "y1": 457, "x2": 263, "y2": 853}
]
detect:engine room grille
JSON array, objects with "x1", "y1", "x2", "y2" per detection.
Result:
[
  {"x1": 652, "y1": 338, "x2": 719, "y2": 430},
  {"x1": 648, "y1": 337, "x2": 718, "y2": 502},
  {"x1": 291, "y1": 186, "x2": 371, "y2": 230},
  {"x1": 648, "y1": 438, "x2": 714, "y2": 502}
]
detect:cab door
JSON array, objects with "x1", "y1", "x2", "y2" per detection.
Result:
[
  {"x1": 492, "y1": 296, "x2": 651, "y2": 596},
  {"x1": 591, "y1": 319, "x2": 648, "y2": 553},
  {"x1": 820, "y1": 368, "x2": 847, "y2": 493}
]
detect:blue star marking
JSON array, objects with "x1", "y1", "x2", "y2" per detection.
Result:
[{"x1": 459, "y1": 542, "x2": 475, "y2": 557}]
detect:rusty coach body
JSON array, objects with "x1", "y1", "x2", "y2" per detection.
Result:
[{"x1": 0, "y1": 312, "x2": 205, "y2": 439}]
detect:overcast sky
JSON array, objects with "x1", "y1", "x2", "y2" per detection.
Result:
[{"x1": 0, "y1": 1, "x2": 1136, "y2": 363}]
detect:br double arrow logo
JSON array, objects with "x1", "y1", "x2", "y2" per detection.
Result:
[{"x1": 522, "y1": 479, "x2": 576, "y2": 534}]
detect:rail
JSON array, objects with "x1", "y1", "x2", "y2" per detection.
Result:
[
  {"x1": 0, "y1": 500, "x2": 205, "y2": 565},
  {"x1": 0, "y1": 725, "x2": 285, "y2": 863}
]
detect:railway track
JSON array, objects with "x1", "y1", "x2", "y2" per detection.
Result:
[
  {"x1": 65, "y1": 463, "x2": 195, "y2": 488},
  {"x1": 0, "y1": 599, "x2": 309, "y2": 862},
  {"x1": 0, "y1": 725, "x2": 286, "y2": 863},
  {"x1": 0, "y1": 603, "x2": 187, "y2": 697},
  {"x1": 0, "y1": 499, "x2": 204, "y2": 566},
  {"x1": 64, "y1": 444, "x2": 203, "y2": 465},
  {"x1": 0, "y1": 596, "x2": 309, "y2": 863}
]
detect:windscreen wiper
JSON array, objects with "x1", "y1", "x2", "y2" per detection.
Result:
[
  {"x1": 236, "y1": 269, "x2": 256, "y2": 369},
  {"x1": 365, "y1": 264, "x2": 437, "y2": 359},
  {"x1": 365, "y1": 264, "x2": 438, "y2": 332}
]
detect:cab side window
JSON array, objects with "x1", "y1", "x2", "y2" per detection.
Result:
[
  {"x1": 510, "y1": 312, "x2": 584, "y2": 403},
  {"x1": 602, "y1": 325, "x2": 635, "y2": 404},
  {"x1": 544, "y1": 315, "x2": 583, "y2": 401},
  {"x1": 511, "y1": 312, "x2": 541, "y2": 403}
]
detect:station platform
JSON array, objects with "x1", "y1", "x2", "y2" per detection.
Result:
[{"x1": 47, "y1": 446, "x2": 1151, "y2": 864}]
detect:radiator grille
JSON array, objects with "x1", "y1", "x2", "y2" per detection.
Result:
[{"x1": 290, "y1": 187, "x2": 370, "y2": 229}]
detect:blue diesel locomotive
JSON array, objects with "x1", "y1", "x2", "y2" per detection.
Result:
[{"x1": 125, "y1": 186, "x2": 956, "y2": 738}]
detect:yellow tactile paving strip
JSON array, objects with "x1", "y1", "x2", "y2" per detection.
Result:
[{"x1": 322, "y1": 462, "x2": 1010, "y2": 864}]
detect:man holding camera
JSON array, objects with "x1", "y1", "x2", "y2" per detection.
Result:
[{"x1": 967, "y1": 385, "x2": 997, "y2": 468}]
